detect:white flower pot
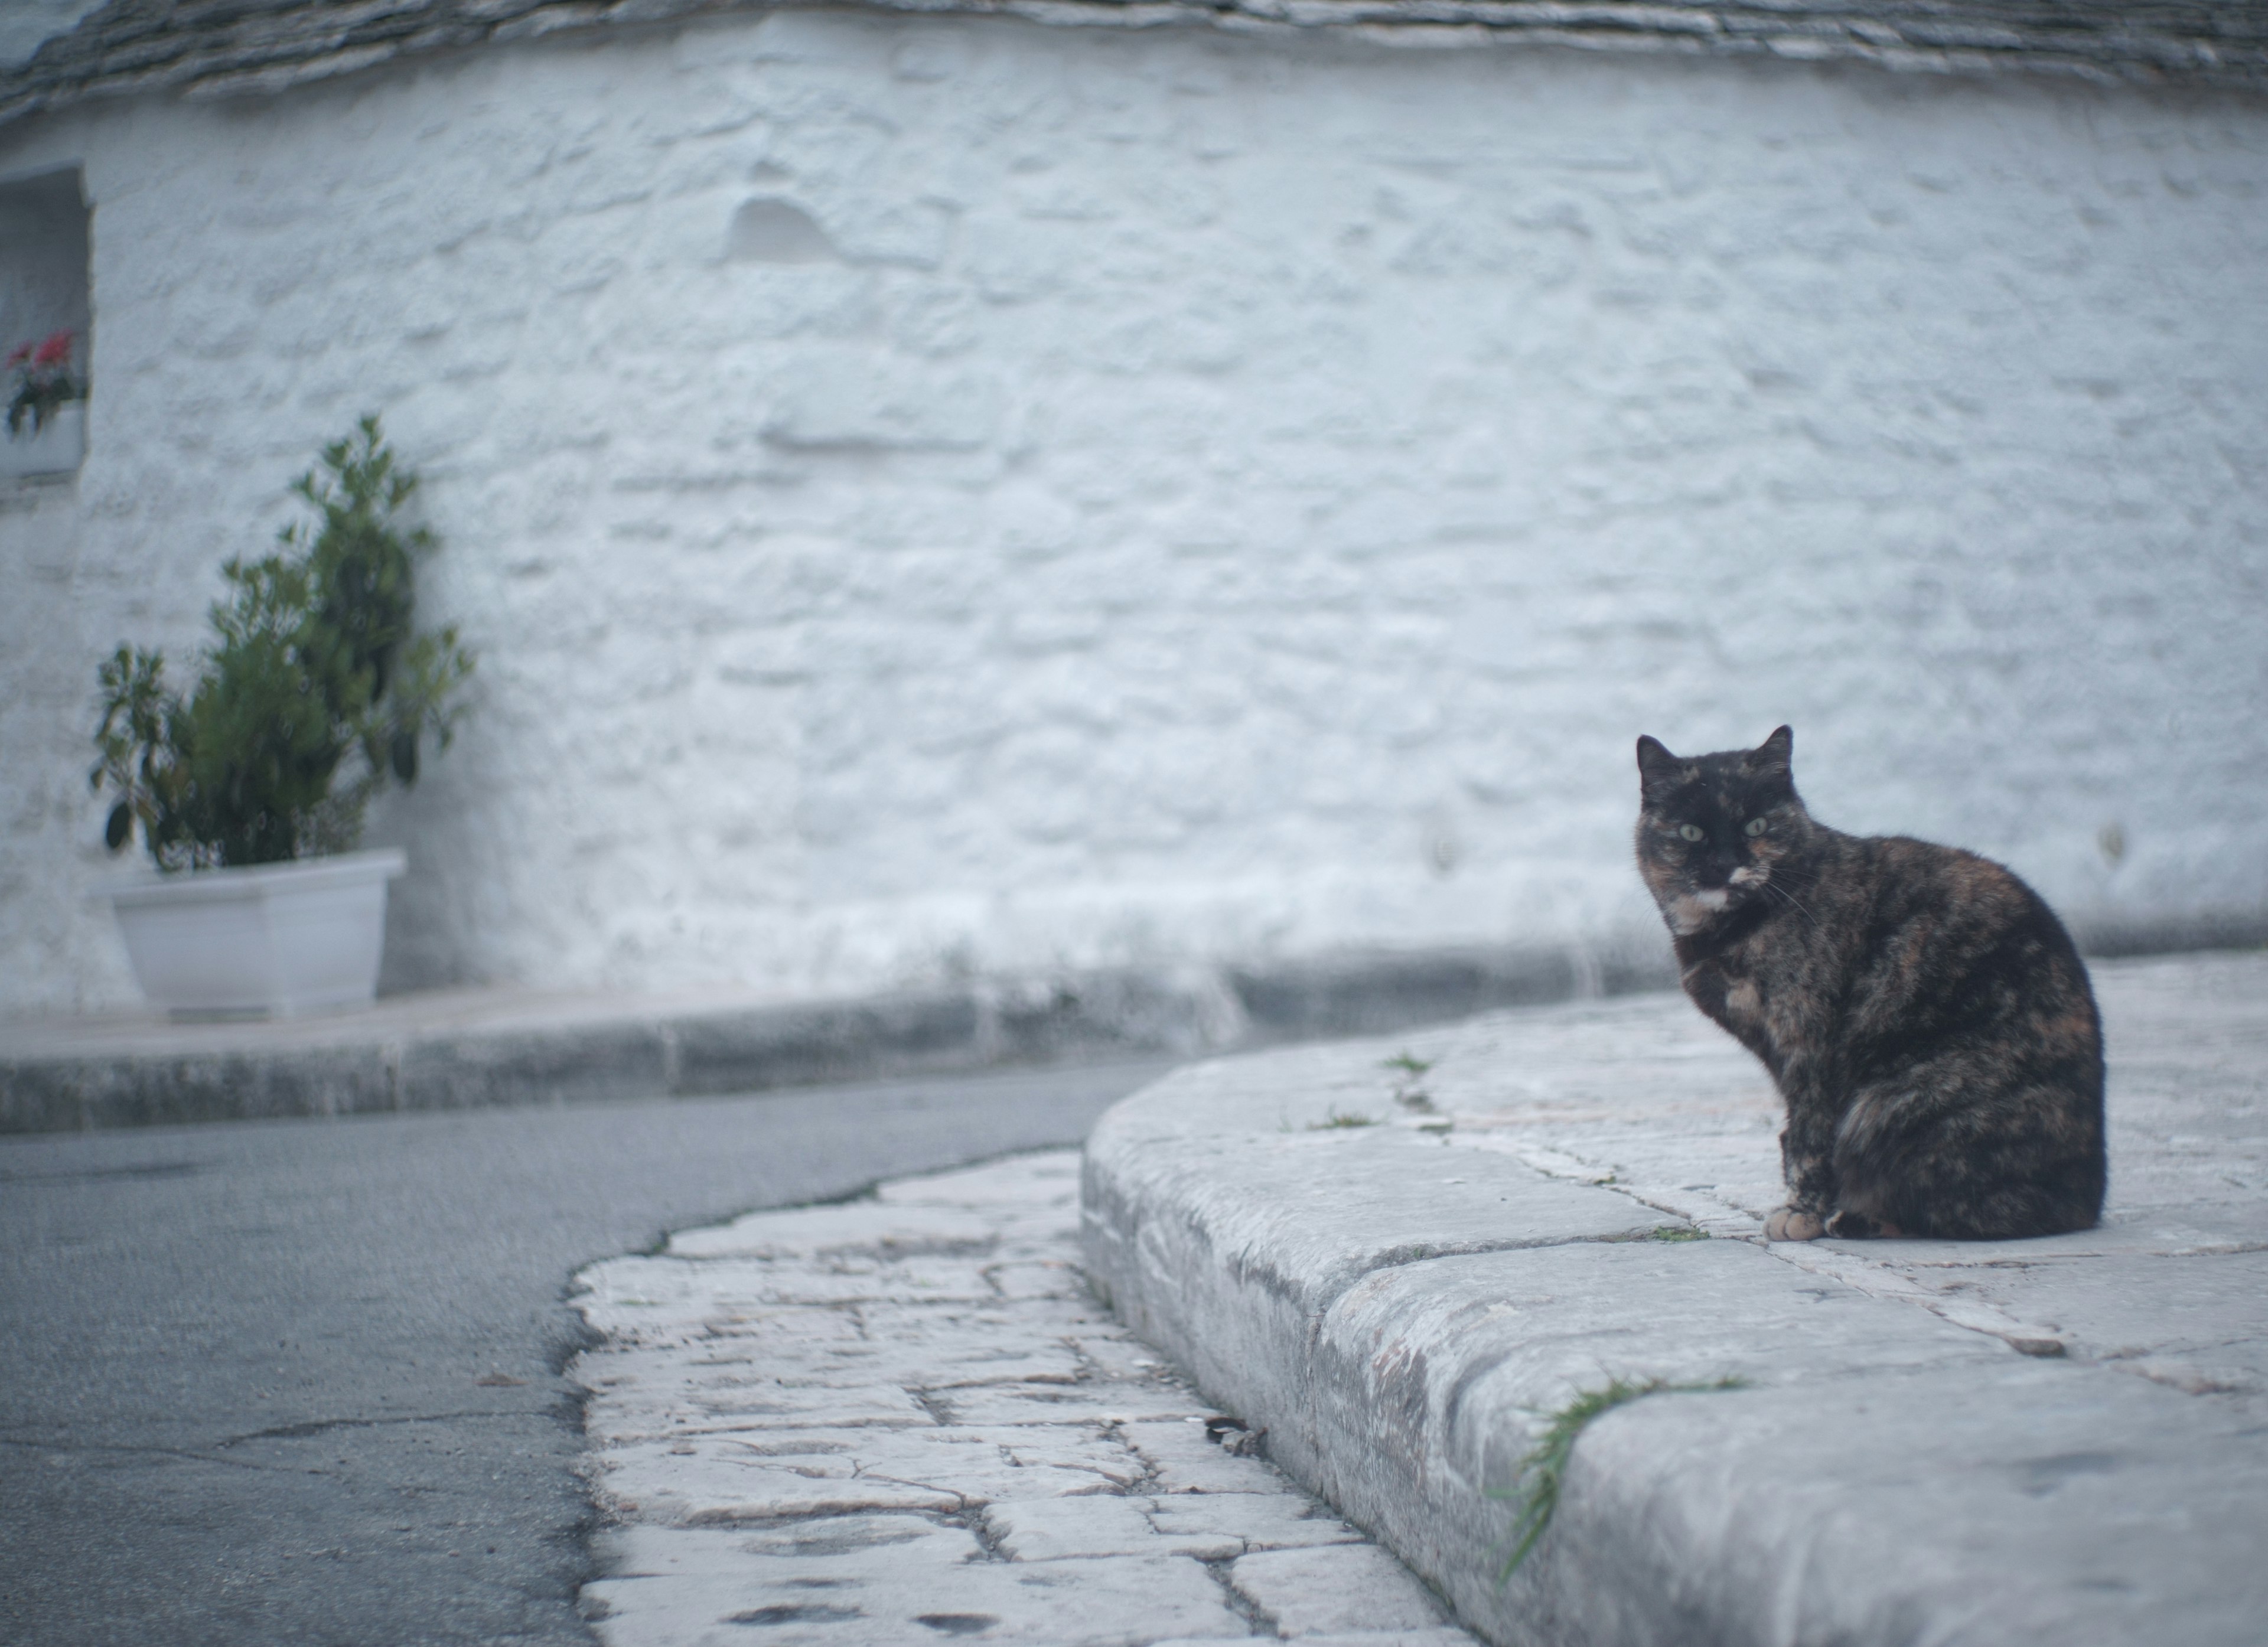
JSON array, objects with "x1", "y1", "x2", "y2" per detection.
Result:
[
  {"x1": 102, "y1": 849, "x2": 406, "y2": 1019},
  {"x1": 1, "y1": 402, "x2": 86, "y2": 478}
]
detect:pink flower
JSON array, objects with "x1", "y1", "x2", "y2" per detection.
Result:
[{"x1": 32, "y1": 330, "x2": 73, "y2": 368}]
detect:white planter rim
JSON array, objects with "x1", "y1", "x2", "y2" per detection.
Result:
[{"x1": 99, "y1": 847, "x2": 408, "y2": 909}]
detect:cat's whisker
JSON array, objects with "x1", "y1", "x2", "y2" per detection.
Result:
[{"x1": 1760, "y1": 880, "x2": 1822, "y2": 929}]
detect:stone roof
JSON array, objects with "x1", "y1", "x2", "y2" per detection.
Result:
[{"x1": 5, "y1": 0, "x2": 2264, "y2": 132}]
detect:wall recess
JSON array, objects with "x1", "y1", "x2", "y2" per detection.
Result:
[{"x1": 0, "y1": 166, "x2": 91, "y2": 480}]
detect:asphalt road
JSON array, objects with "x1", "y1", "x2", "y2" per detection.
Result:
[{"x1": 0, "y1": 1058, "x2": 1176, "y2": 1646}]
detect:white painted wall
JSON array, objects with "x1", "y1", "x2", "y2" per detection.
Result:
[{"x1": 2, "y1": 14, "x2": 2264, "y2": 1015}]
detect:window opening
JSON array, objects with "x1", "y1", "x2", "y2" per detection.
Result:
[{"x1": 1, "y1": 165, "x2": 91, "y2": 480}]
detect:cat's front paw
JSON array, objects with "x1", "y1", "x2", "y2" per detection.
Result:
[{"x1": 1764, "y1": 1207, "x2": 1824, "y2": 1242}]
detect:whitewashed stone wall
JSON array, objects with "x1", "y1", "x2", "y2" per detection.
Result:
[{"x1": 2, "y1": 13, "x2": 2264, "y2": 1015}]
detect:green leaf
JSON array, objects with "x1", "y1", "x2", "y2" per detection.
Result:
[
  {"x1": 90, "y1": 416, "x2": 474, "y2": 867},
  {"x1": 104, "y1": 802, "x2": 132, "y2": 852}
]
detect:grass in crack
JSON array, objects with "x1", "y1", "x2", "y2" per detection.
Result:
[
  {"x1": 1383, "y1": 1052, "x2": 1437, "y2": 1113},
  {"x1": 1649, "y1": 1225, "x2": 1707, "y2": 1242},
  {"x1": 1308, "y1": 1107, "x2": 1377, "y2": 1130},
  {"x1": 1493, "y1": 1376, "x2": 1745, "y2": 1580}
]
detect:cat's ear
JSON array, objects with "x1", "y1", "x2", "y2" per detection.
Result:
[
  {"x1": 1751, "y1": 725, "x2": 1794, "y2": 777},
  {"x1": 1636, "y1": 735, "x2": 1681, "y2": 793}
]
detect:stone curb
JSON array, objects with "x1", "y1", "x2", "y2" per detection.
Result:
[
  {"x1": 0, "y1": 940, "x2": 1660, "y2": 1134},
  {"x1": 1079, "y1": 954, "x2": 2268, "y2": 1647},
  {"x1": 2, "y1": 922, "x2": 2250, "y2": 1134}
]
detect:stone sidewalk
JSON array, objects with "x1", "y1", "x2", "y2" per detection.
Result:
[
  {"x1": 1083, "y1": 950, "x2": 2268, "y2": 1647},
  {"x1": 571, "y1": 1151, "x2": 1481, "y2": 1647},
  {"x1": 0, "y1": 943, "x2": 1632, "y2": 1133}
]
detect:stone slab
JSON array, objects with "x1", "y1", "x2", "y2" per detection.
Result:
[
  {"x1": 584, "y1": 1521, "x2": 1246, "y2": 1647},
  {"x1": 571, "y1": 1145, "x2": 1484, "y2": 1647},
  {"x1": 984, "y1": 1495, "x2": 1242, "y2": 1561},
  {"x1": 1146, "y1": 1493, "x2": 1368, "y2": 1552},
  {"x1": 1082, "y1": 952, "x2": 2268, "y2": 1647},
  {"x1": 1228, "y1": 1545, "x2": 1451, "y2": 1638}
]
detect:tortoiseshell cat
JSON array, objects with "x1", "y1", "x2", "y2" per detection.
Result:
[{"x1": 1634, "y1": 726, "x2": 2104, "y2": 1241}]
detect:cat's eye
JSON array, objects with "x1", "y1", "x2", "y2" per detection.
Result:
[
  {"x1": 1679, "y1": 824, "x2": 1705, "y2": 842},
  {"x1": 1745, "y1": 817, "x2": 1768, "y2": 837}
]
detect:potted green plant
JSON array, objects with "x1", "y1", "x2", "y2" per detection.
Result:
[
  {"x1": 3, "y1": 328, "x2": 87, "y2": 478},
  {"x1": 90, "y1": 416, "x2": 475, "y2": 1017}
]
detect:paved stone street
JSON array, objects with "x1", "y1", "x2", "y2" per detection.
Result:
[
  {"x1": 0, "y1": 1062, "x2": 1173, "y2": 1647},
  {"x1": 566, "y1": 952, "x2": 2266, "y2": 1646},
  {"x1": 571, "y1": 1152, "x2": 1478, "y2": 1647}
]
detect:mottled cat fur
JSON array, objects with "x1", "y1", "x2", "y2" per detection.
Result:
[{"x1": 1634, "y1": 726, "x2": 2104, "y2": 1241}]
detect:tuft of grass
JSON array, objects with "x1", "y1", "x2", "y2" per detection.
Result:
[
  {"x1": 1491, "y1": 1375, "x2": 1745, "y2": 1580},
  {"x1": 1309, "y1": 1107, "x2": 1377, "y2": 1130},
  {"x1": 1650, "y1": 1225, "x2": 1706, "y2": 1242},
  {"x1": 1384, "y1": 1051, "x2": 1438, "y2": 1112}
]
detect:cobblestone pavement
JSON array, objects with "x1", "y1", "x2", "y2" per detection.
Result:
[{"x1": 570, "y1": 1152, "x2": 1479, "y2": 1647}]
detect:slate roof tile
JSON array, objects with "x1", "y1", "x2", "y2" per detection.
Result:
[{"x1": 4, "y1": 0, "x2": 2262, "y2": 132}]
